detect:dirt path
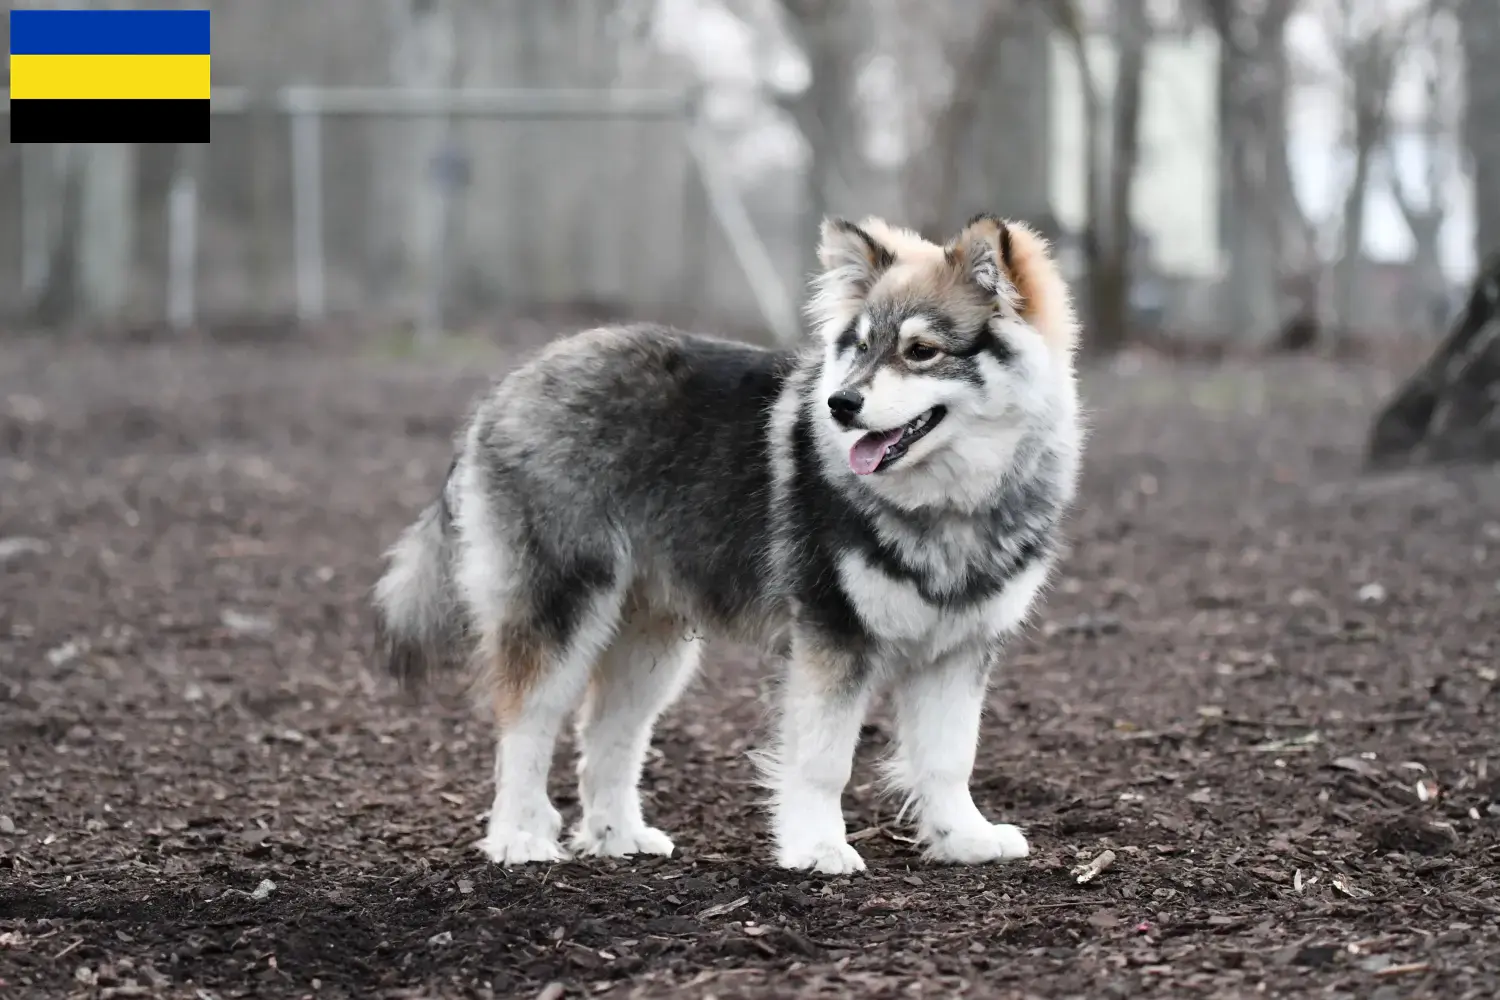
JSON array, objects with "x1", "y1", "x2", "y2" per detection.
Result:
[{"x1": 2, "y1": 336, "x2": 1497, "y2": 999}]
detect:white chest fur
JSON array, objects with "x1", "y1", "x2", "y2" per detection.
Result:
[{"x1": 837, "y1": 551, "x2": 1052, "y2": 660}]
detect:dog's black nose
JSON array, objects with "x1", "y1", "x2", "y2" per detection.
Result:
[{"x1": 827, "y1": 389, "x2": 864, "y2": 424}]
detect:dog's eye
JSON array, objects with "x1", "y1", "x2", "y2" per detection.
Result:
[
  {"x1": 904, "y1": 343, "x2": 940, "y2": 363},
  {"x1": 857, "y1": 341, "x2": 870, "y2": 353}
]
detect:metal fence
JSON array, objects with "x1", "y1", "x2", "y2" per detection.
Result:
[{"x1": 0, "y1": 87, "x2": 804, "y2": 344}]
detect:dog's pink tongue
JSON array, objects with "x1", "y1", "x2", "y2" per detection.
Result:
[{"x1": 849, "y1": 429, "x2": 904, "y2": 475}]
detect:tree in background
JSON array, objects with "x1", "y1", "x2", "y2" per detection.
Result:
[
  {"x1": 773, "y1": 0, "x2": 875, "y2": 287},
  {"x1": 1321, "y1": 0, "x2": 1428, "y2": 340},
  {"x1": 1461, "y1": 0, "x2": 1500, "y2": 259},
  {"x1": 894, "y1": 0, "x2": 1053, "y2": 239},
  {"x1": 1040, "y1": 0, "x2": 1149, "y2": 353},
  {"x1": 1384, "y1": 1, "x2": 1464, "y2": 335},
  {"x1": 769, "y1": 0, "x2": 1051, "y2": 318},
  {"x1": 1366, "y1": 0, "x2": 1500, "y2": 469},
  {"x1": 1199, "y1": 0, "x2": 1309, "y2": 345},
  {"x1": 1367, "y1": 251, "x2": 1500, "y2": 467}
]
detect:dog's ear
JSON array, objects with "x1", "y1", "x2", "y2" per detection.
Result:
[
  {"x1": 950, "y1": 215, "x2": 1081, "y2": 354},
  {"x1": 806, "y1": 217, "x2": 897, "y2": 336},
  {"x1": 946, "y1": 213, "x2": 1018, "y2": 306},
  {"x1": 817, "y1": 217, "x2": 895, "y2": 295}
]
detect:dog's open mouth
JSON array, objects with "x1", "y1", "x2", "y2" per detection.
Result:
[{"x1": 848, "y1": 406, "x2": 947, "y2": 475}]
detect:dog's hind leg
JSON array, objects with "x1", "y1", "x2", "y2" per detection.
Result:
[
  {"x1": 468, "y1": 560, "x2": 627, "y2": 866},
  {"x1": 448, "y1": 430, "x2": 631, "y2": 865},
  {"x1": 474, "y1": 586, "x2": 625, "y2": 865},
  {"x1": 569, "y1": 607, "x2": 703, "y2": 858}
]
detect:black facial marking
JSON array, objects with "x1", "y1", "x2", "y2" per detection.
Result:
[
  {"x1": 951, "y1": 325, "x2": 1016, "y2": 366},
  {"x1": 835, "y1": 303, "x2": 1012, "y2": 392},
  {"x1": 918, "y1": 311, "x2": 957, "y2": 339},
  {"x1": 834, "y1": 320, "x2": 860, "y2": 355}
]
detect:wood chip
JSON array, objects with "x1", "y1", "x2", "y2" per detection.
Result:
[
  {"x1": 1332, "y1": 756, "x2": 1382, "y2": 779},
  {"x1": 1072, "y1": 849, "x2": 1115, "y2": 884},
  {"x1": 1331, "y1": 875, "x2": 1365, "y2": 898},
  {"x1": 1375, "y1": 961, "x2": 1432, "y2": 977},
  {"x1": 697, "y1": 894, "x2": 750, "y2": 919}
]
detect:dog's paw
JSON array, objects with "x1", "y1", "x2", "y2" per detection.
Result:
[
  {"x1": 570, "y1": 822, "x2": 676, "y2": 859},
  {"x1": 477, "y1": 828, "x2": 569, "y2": 866},
  {"x1": 777, "y1": 840, "x2": 867, "y2": 875},
  {"x1": 925, "y1": 822, "x2": 1030, "y2": 864}
]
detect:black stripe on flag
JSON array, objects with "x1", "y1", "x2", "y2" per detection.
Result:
[{"x1": 10, "y1": 99, "x2": 210, "y2": 142}]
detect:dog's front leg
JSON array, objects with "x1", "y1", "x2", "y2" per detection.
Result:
[
  {"x1": 766, "y1": 635, "x2": 872, "y2": 874},
  {"x1": 887, "y1": 645, "x2": 1029, "y2": 864}
]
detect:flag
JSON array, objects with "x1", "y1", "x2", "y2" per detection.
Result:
[{"x1": 9, "y1": 9, "x2": 211, "y2": 142}]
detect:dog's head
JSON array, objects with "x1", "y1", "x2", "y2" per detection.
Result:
[{"x1": 805, "y1": 213, "x2": 1081, "y2": 508}]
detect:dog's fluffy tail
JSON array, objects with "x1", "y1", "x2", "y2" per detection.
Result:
[{"x1": 373, "y1": 462, "x2": 462, "y2": 689}]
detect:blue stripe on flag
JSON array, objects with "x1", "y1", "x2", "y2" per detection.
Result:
[{"x1": 10, "y1": 9, "x2": 211, "y2": 56}]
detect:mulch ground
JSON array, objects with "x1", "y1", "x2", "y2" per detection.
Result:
[{"x1": 2, "y1": 332, "x2": 1497, "y2": 1000}]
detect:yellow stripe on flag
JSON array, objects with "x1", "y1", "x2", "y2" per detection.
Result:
[{"x1": 9, "y1": 54, "x2": 210, "y2": 100}]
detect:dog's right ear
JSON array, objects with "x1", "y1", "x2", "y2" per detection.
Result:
[
  {"x1": 817, "y1": 217, "x2": 895, "y2": 291},
  {"x1": 806, "y1": 218, "x2": 895, "y2": 335}
]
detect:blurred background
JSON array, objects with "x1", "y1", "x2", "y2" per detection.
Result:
[
  {"x1": 0, "y1": 0, "x2": 1494, "y2": 353},
  {"x1": 4, "y1": 5, "x2": 1500, "y2": 995}
]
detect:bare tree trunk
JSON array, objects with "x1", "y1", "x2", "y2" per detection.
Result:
[
  {"x1": 77, "y1": 143, "x2": 138, "y2": 323},
  {"x1": 903, "y1": 1, "x2": 1015, "y2": 236},
  {"x1": 959, "y1": 2, "x2": 1053, "y2": 228},
  {"x1": 1091, "y1": 0, "x2": 1148, "y2": 353},
  {"x1": 21, "y1": 142, "x2": 137, "y2": 327},
  {"x1": 780, "y1": 0, "x2": 870, "y2": 294},
  {"x1": 20, "y1": 144, "x2": 65, "y2": 313},
  {"x1": 1052, "y1": 0, "x2": 1146, "y2": 352},
  {"x1": 27, "y1": 144, "x2": 83, "y2": 327},
  {"x1": 1205, "y1": 0, "x2": 1299, "y2": 344},
  {"x1": 1388, "y1": 139, "x2": 1450, "y2": 335},
  {"x1": 246, "y1": 104, "x2": 280, "y2": 313},
  {"x1": 374, "y1": 0, "x2": 458, "y2": 331},
  {"x1": 243, "y1": 0, "x2": 294, "y2": 315},
  {"x1": 1333, "y1": 25, "x2": 1402, "y2": 337},
  {"x1": 1368, "y1": 251, "x2": 1500, "y2": 467},
  {"x1": 1049, "y1": 1, "x2": 1108, "y2": 345},
  {"x1": 1217, "y1": 45, "x2": 1278, "y2": 340},
  {"x1": 448, "y1": 0, "x2": 525, "y2": 315},
  {"x1": 1045, "y1": 0, "x2": 1151, "y2": 351},
  {"x1": 1462, "y1": 0, "x2": 1500, "y2": 257},
  {"x1": 1333, "y1": 128, "x2": 1377, "y2": 333}
]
